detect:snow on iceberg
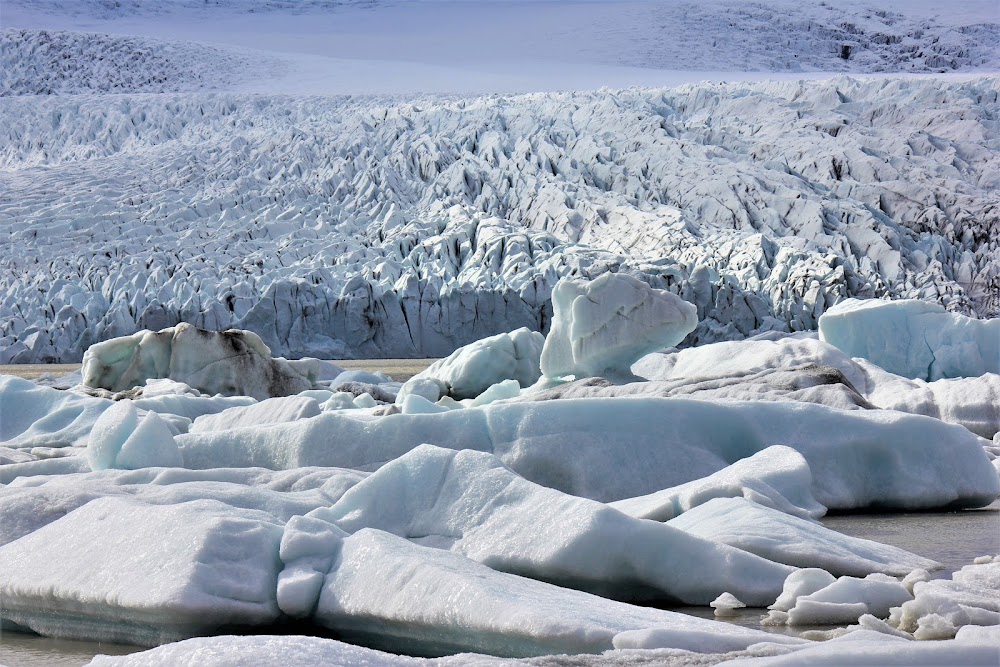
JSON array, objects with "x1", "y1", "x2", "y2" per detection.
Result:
[
  {"x1": 667, "y1": 497, "x2": 939, "y2": 577},
  {"x1": 0, "y1": 465, "x2": 366, "y2": 547},
  {"x1": 176, "y1": 397, "x2": 1000, "y2": 511},
  {"x1": 317, "y1": 444, "x2": 793, "y2": 605},
  {"x1": 0, "y1": 375, "x2": 111, "y2": 450},
  {"x1": 190, "y1": 396, "x2": 321, "y2": 433},
  {"x1": 890, "y1": 556, "x2": 1000, "y2": 640},
  {"x1": 609, "y1": 445, "x2": 826, "y2": 522},
  {"x1": 311, "y1": 527, "x2": 803, "y2": 657},
  {"x1": 540, "y1": 273, "x2": 697, "y2": 380},
  {"x1": 818, "y1": 299, "x2": 1000, "y2": 381},
  {"x1": 634, "y1": 335, "x2": 1000, "y2": 438},
  {"x1": 399, "y1": 327, "x2": 543, "y2": 401},
  {"x1": 85, "y1": 635, "x2": 428, "y2": 667},
  {"x1": 0, "y1": 497, "x2": 283, "y2": 646},
  {"x1": 81, "y1": 323, "x2": 313, "y2": 399}
]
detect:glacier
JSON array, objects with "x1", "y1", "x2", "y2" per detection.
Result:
[{"x1": 2, "y1": 76, "x2": 999, "y2": 362}]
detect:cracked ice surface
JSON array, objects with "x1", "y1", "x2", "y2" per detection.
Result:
[{"x1": 1, "y1": 76, "x2": 998, "y2": 362}]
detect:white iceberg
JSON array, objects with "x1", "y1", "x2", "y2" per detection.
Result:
[
  {"x1": 86, "y1": 400, "x2": 182, "y2": 470},
  {"x1": 318, "y1": 444, "x2": 793, "y2": 605},
  {"x1": 0, "y1": 376, "x2": 111, "y2": 450},
  {"x1": 176, "y1": 397, "x2": 1000, "y2": 511},
  {"x1": 890, "y1": 557, "x2": 1000, "y2": 640},
  {"x1": 0, "y1": 497, "x2": 283, "y2": 646},
  {"x1": 311, "y1": 527, "x2": 803, "y2": 657},
  {"x1": 540, "y1": 273, "x2": 698, "y2": 380},
  {"x1": 190, "y1": 396, "x2": 321, "y2": 433},
  {"x1": 668, "y1": 497, "x2": 939, "y2": 576},
  {"x1": 401, "y1": 327, "x2": 543, "y2": 401},
  {"x1": 609, "y1": 445, "x2": 826, "y2": 521},
  {"x1": 818, "y1": 299, "x2": 1000, "y2": 381}
]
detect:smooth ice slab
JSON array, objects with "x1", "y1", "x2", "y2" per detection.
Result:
[
  {"x1": 320, "y1": 445, "x2": 793, "y2": 605},
  {"x1": 82, "y1": 323, "x2": 313, "y2": 399},
  {"x1": 818, "y1": 299, "x2": 1000, "y2": 381},
  {"x1": 609, "y1": 445, "x2": 826, "y2": 521},
  {"x1": 667, "y1": 498, "x2": 940, "y2": 576},
  {"x1": 540, "y1": 273, "x2": 697, "y2": 380},
  {"x1": 314, "y1": 528, "x2": 803, "y2": 657},
  {"x1": 0, "y1": 497, "x2": 283, "y2": 646},
  {"x1": 0, "y1": 465, "x2": 366, "y2": 547},
  {"x1": 176, "y1": 397, "x2": 1000, "y2": 511}
]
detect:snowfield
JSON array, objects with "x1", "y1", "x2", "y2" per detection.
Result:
[{"x1": 1, "y1": 0, "x2": 999, "y2": 665}]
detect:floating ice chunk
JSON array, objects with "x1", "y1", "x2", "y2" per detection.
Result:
[
  {"x1": 320, "y1": 392, "x2": 357, "y2": 411},
  {"x1": 400, "y1": 394, "x2": 450, "y2": 415},
  {"x1": 668, "y1": 498, "x2": 940, "y2": 576},
  {"x1": 711, "y1": 593, "x2": 746, "y2": 617},
  {"x1": 770, "y1": 569, "x2": 838, "y2": 612},
  {"x1": 469, "y1": 379, "x2": 521, "y2": 407},
  {"x1": 891, "y1": 558, "x2": 1000, "y2": 639},
  {"x1": 322, "y1": 445, "x2": 793, "y2": 605},
  {"x1": 352, "y1": 393, "x2": 378, "y2": 409},
  {"x1": 176, "y1": 397, "x2": 1000, "y2": 511},
  {"x1": 0, "y1": 376, "x2": 111, "y2": 450},
  {"x1": 190, "y1": 397, "x2": 320, "y2": 433},
  {"x1": 402, "y1": 327, "x2": 543, "y2": 401},
  {"x1": 86, "y1": 401, "x2": 139, "y2": 471},
  {"x1": 610, "y1": 446, "x2": 826, "y2": 522},
  {"x1": 85, "y1": 635, "x2": 427, "y2": 667},
  {"x1": 0, "y1": 497, "x2": 283, "y2": 646},
  {"x1": 395, "y1": 377, "x2": 446, "y2": 405},
  {"x1": 81, "y1": 323, "x2": 313, "y2": 399},
  {"x1": 115, "y1": 412, "x2": 182, "y2": 469},
  {"x1": 774, "y1": 573, "x2": 913, "y2": 626},
  {"x1": 540, "y1": 274, "x2": 697, "y2": 380},
  {"x1": 313, "y1": 528, "x2": 803, "y2": 657},
  {"x1": 818, "y1": 299, "x2": 1000, "y2": 381}
]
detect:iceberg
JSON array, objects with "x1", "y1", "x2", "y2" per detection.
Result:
[
  {"x1": 818, "y1": 299, "x2": 1000, "y2": 381},
  {"x1": 0, "y1": 497, "x2": 283, "y2": 646},
  {"x1": 81, "y1": 323, "x2": 313, "y2": 399},
  {"x1": 0, "y1": 375, "x2": 111, "y2": 450},
  {"x1": 540, "y1": 273, "x2": 698, "y2": 380},
  {"x1": 319, "y1": 444, "x2": 793, "y2": 605},
  {"x1": 311, "y1": 528, "x2": 803, "y2": 657},
  {"x1": 176, "y1": 397, "x2": 1000, "y2": 510},
  {"x1": 401, "y1": 327, "x2": 543, "y2": 401},
  {"x1": 608, "y1": 445, "x2": 826, "y2": 521},
  {"x1": 667, "y1": 498, "x2": 939, "y2": 576},
  {"x1": 190, "y1": 396, "x2": 321, "y2": 433}
]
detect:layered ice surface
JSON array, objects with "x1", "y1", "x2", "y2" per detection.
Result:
[
  {"x1": 0, "y1": 497, "x2": 283, "y2": 645},
  {"x1": 819, "y1": 299, "x2": 1000, "y2": 381}
]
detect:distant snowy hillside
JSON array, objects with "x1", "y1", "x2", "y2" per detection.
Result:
[
  {"x1": 2, "y1": 77, "x2": 997, "y2": 362},
  {"x1": 0, "y1": 29, "x2": 280, "y2": 95}
]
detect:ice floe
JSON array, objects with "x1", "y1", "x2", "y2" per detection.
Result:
[
  {"x1": 315, "y1": 444, "x2": 793, "y2": 605},
  {"x1": 667, "y1": 498, "x2": 940, "y2": 577},
  {"x1": 0, "y1": 497, "x2": 283, "y2": 645},
  {"x1": 819, "y1": 299, "x2": 1000, "y2": 381},
  {"x1": 176, "y1": 396, "x2": 1000, "y2": 510}
]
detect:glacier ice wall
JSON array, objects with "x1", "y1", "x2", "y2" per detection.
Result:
[{"x1": 1, "y1": 77, "x2": 997, "y2": 361}]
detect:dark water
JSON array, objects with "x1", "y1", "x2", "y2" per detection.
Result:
[{"x1": 1, "y1": 502, "x2": 997, "y2": 666}]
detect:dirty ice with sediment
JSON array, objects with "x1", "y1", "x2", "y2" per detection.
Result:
[{"x1": 1, "y1": 1, "x2": 999, "y2": 666}]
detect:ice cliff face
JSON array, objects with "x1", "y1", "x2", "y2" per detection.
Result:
[{"x1": 2, "y1": 76, "x2": 998, "y2": 361}]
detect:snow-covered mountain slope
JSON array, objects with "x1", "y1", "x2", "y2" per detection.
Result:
[
  {"x1": 0, "y1": 29, "x2": 280, "y2": 95},
  {"x1": 2, "y1": 76, "x2": 997, "y2": 361}
]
